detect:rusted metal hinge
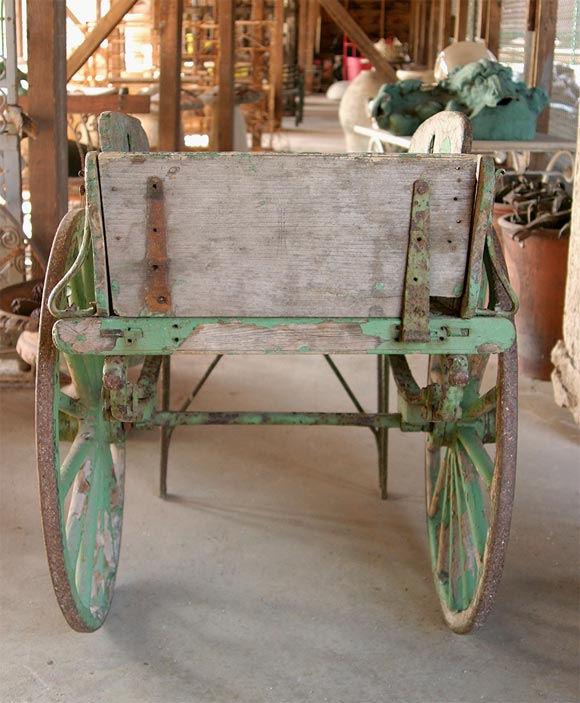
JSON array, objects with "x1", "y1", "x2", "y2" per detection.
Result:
[
  {"x1": 145, "y1": 176, "x2": 172, "y2": 315},
  {"x1": 400, "y1": 179, "x2": 430, "y2": 343}
]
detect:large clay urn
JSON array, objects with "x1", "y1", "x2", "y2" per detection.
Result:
[{"x1": 498, "y1": 215, "x2": 570, "y2": 380}]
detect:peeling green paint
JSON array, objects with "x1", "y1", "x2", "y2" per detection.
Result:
[
  {"x1": 375, "y1": 282, "x2": 385, "y2": 291},
  {"x1": 53, "y1": 316, "x2": 516, "y2": 356}
]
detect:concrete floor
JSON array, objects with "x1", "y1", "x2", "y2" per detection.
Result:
[{"x1": 1, "y1": 97, "x2": 579, "y2": 703}]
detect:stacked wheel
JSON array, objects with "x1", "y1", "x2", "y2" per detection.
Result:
[{"x1": 36, "y1": 209, "x2": 126, "y2": 631}]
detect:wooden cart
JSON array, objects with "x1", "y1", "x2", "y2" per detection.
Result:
[{"x1": 36, "y1": 112, "x2": 518, "y2": 634}]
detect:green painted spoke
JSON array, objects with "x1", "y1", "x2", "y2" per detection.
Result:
[
  {"x1": 452, "y1": 453, "x2": 474, "y2": 612},
  {"x1": 58, "y1": 391, "x2": 86, "y2": 420},
  {"x1": 59, "y1": 429, "x2": 94, "y2": 499},
  {"x1": 457, "y1": 447, "x2": 488, "y2": 561},
  {"x1": 64, "y1": 448, "x2": 97, "y2": 574},
  {"x1": 436, "y1": 453, "x2": 450, "y2": 577},
  {"x1": 75, "y1": 444, "x2": 104, "y2": 606},
  {"x1": 457, "y1": 427, "x2": 494, "y2": 489},
  {"x1": 447, "y1": 455, "x2": 455, "y2": 610},
  {"x1": 428, "y1": 451, "x2": 447, "y2": 518},
  {"x1": 65, "y1": 354, "x2": 104, "y2": 403},
  {"x1": 92, "y1": 511, "x2": 108, "y2": 611},
  {"x1": 462, "y1": 387, "x2": 496, "y2": 421}
]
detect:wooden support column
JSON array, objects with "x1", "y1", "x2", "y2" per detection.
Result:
[
  {"x1": 26, "y1": 0, "x2": 68, "y2": 262},
  {"x1": 454, "y1": 0, "x2": 469, "y2": 41},
  {"x1": 415, "y1": 0, "x2": 429, "y2": 66},
  {"x1": 297, "y1": 0, "x2": 308, "y2": 70},
  {"x1": 476, "y1": 0, "x2": 488, "y2": 39},
  {"x1": 304, "y1": 0, "x2": 318, "y2": 92},
  {"x1": 426, "y1": 0, "x2": 438, "y2": 69},
  {"x1": 217, "y1": 0, "x2": 235, "y2": 151},
  {"x1": 251, "y1": 0, "x2": 265, "y2": 149},
  {"x1": 526, "y1": 0, "x2": 558, "y2": 133},
  {"x1": 437, "y1": 0, "x2": 453, "y2": 54},
  {"x1": 485, "y1": 0, "x2": 502, "y2": 57},
  {"x1": 66, "y1": 0, "x2": 139, "y2": 81},
  {"x1": 252, "y1": 0, "x2": 265, "y2": 82},
  {"x1": 271, "y1": 0, "x2": 285, "y2": 127},
  {"x1": 158, "y1": 0, "x2": 183, "y2": 151},
  {"x1": 318, "y1": 0, "x2": 396, "y2": 82}
]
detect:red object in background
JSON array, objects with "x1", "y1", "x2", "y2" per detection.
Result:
[
  {"x1": 342, "y1": 35, "x2": 372, "y2": 80},
  {"x1": 344, "y1": 56, "x2": 371, "y2": 80}
]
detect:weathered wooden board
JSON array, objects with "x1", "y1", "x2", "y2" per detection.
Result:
[
  {"x1": 54, "y1": 316, "x2": 517, "y2": 356},
  {"x1": 97, "y1": 152, "x2": 479, "y2": 318}
]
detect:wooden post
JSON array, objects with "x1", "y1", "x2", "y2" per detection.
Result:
[
  {"x1": 217, "y1": 0, "x2": 235, "y2": 151},
  {"x1": 26, "y1": 0, "x2": 68, "y2": 262},
  {"x1": 426, "y1": 0, "x2": 438, "y2": 69},
  {"x1": 526, "y1": 0, "x2": 558, "y2": 133},
  {"x1": 485, "y1": 0, "x2": 502, "y2": 58},
  {"x1": 318, "y1": 0, "x2": 396, "y2": 82},
  {"x1": 297, "y1": 0, "x2": 308, "y2": 70},
  {"x1": 380, "y1": 0, "x2": 385, "y2": 38},
  {"x1": 250, "y1": 0, "x2": 265, "y2": 149},
  {"x1": 304, "y1": 0, "x2": 318, "y2": 92},
  {"x1": 158, "y1": 0, "x2": 183, "y2": 151},
  {"x1": 438, "y1": 0, "x2": 452, "y2": 55},
  {"x1": 477, "y1": 0, "x2": 489, "y2": 39},
  {"x1": 416, "y1": 0, "x2": 429, "y2": 66},
  {"x1": 454, "y1": 0, "x2": 469, "y2": 41},
  {"x1": 252, "y1": 0, "x2": 265, "y2": 82},
  {"x1": 271, "y1": 0, "x2": 285, "y2": 127}
]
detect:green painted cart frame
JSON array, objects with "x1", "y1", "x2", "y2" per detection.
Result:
[{"x1": 36, "y1": 111, "x2": 518, "y2": 634}]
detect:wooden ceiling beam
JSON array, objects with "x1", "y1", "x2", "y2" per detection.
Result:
[{"x1": 66, "y1": 0, "x2": 140, "y2": 82}]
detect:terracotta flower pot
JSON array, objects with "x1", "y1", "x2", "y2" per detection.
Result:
[{"x1": 498, "y1": 215, "x2": 569, "y2": 380}]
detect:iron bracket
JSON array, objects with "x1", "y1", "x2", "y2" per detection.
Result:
[
  {"x1": 144, "y1": 176, "x2": 172, "y2": 315},
  {"x1": 401, "y1": 179, "x2": 431, "y2": 343}
]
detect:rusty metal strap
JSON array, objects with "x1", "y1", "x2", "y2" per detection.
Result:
[
  {"x1": 145, "y1": 176, "x2": 172, "y2": 315},
  {"x1": 401, "y1": 179, "x2": 430, "y2": 343}
]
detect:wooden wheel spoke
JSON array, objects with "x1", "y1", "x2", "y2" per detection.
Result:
[
  {"x1": 59, "y1": 428, "x2": 95, "y2": 499},
  {"x1": 65, "y1": 354, "x2": 104, "y2": 406},
  {"x1": 457, "y1": 427, "x2": 494, "y2": 489},
  {"x1": 428, "y1": 451, "x2": 447, "y2": 518},
  {"x1": 436, "y1": 452, "x2": 451, "y2": 578},
  {"x1": 452, "y1": 453, "x2": 477, "y2": 612},
  {"x1": 447, "y1": 455, "x2": 455, "y2": 610},
  {"x1": 58, "y1": 391, "x2": 86, "y2": 420},
  {"x1": 462, "y1": 386, "x2": 496, "y2": 421},
  {"x1": 457, "y1": 447, "x2": 488, "y2": 563},
  {"x1": 75, "y1": 442, "x2": 106, "y2": 606},
  {"x1": 466, "y1": 354, "x2": 489, "y2": 387},
  {"x1": 64, "y1": 445, "x2": 97, "y2": 573}
]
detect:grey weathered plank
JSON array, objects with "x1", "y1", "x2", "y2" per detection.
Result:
[{"x1": 97, "y1": 152, "x2": 479, "y2": 318}]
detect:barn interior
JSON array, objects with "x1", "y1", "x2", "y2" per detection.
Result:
[{"x1": 0, "y1": 2, "x2": 578, "y2": 702}]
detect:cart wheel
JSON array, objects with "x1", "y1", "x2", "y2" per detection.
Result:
[
  {"x1": 425, "y1": 347, "x2": 517, "y2": 633},
  {"x1": 36, "y1": 209, "x2": 125, "y2": 632}
]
